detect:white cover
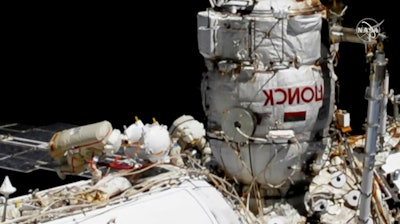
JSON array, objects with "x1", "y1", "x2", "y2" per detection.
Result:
[
  {"x1": 27, "y1": 179, "x2": 251, "y2": 224},
  {"x1": 197, "y1": 10, "x2": 322, "y2": 68}
]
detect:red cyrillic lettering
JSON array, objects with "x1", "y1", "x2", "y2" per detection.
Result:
[
  {"x1": 263, "y1": 84, "x2": 324, "y2": 106},
  {"x1": 301, "y1": 87, "x2": 313, "y2": 103},
  {"x1": 263, "y1": 89, "x2": 274, "y2": 106},
  {"x1": 315, "y1": 84, "x2": 323, "y2": 101},
  {"x1": 288, "y1": 88, "x2": 300, "y2": 105},
  {"x1": 275, "y1": 88, "x2": 287, "y2": 105}
]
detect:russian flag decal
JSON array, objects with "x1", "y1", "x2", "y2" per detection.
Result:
[{"x1": 284, "y1": 111, "x2": 306, "y2": 122}]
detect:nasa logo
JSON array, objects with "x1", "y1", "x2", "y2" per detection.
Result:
[
  {"x1": 355, "y1": 18, "x2": 384, "y2": 42},
  {"x1": 263, "y1": 85, "x2": 324, "y2": 106}
]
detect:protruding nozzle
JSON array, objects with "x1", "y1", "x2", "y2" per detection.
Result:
[
  {"x1": 152, "y1": 117, "x2": 159, "y2": 124},
  {"x1": 0, "y1": 176, "x2": 16, "y2": 197}
]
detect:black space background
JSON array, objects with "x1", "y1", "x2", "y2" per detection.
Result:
[{"x1": 1, "y1": 1, "x2": 399, "y2": 196}]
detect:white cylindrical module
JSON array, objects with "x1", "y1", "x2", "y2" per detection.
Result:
[{"x1": 49, "y1": 120, "x2": 114, "y2": 159}]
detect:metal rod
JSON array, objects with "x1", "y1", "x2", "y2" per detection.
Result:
[
  {"x1": 1, "y1": 196, "x2": 7, "y2": 222},
  {"x1": 378, "y1": 69, "x2": 389, "y2": 147},
  {"x1": 358, "y1": 46, "x2": 387, "y2": 224}
]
